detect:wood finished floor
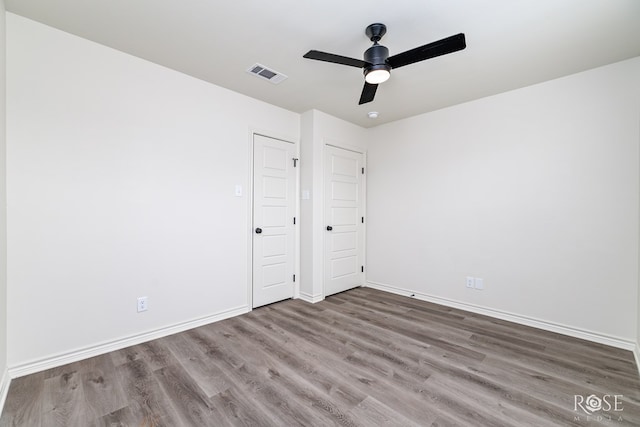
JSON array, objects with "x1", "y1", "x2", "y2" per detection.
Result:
[{"x1": 2, "y1": 287, "x2": 640, "y2": 426}]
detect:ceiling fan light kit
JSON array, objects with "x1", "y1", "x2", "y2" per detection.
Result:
[
  {"x1": 303, "y1": 23, "x2": 466, "y2": 105},
  {"x1": 364, "y1": 66, "x2": 391, "y2": 84}
]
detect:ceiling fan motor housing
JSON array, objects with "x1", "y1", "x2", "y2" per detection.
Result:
[
  {"x1": 364, "y1": 44, "x2": 389, "y2": 66},
  {"x1": 364, "y1": 43, "x2": 391, "y2": 79}
]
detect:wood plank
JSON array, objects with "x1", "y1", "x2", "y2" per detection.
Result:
[
  {"x1": 346, "y1": 396, "x2": 424, "y2": 427},
  {"x1": 209, "y1": 385, "x2": 277, "y2": 427},
  {"x1": 41, "y1": 369, "x2": 90, "y2": 427},
  {"x1": 93, "y1": 405, "x2": 139, "y2": 427},
  {"x1": 153, "y1": 363, "x2": 220, "y2": 426},
  {"x1": 114, "y1": 358, "x2": 181, "y2": 426},
  {"x1": 162, "y1": 332, "x2": 233, "y2": 399},
  {"x1": 0, "y1": 372, "x2": 44, "y2": 427},
  {"x1": 81, "y1": 355, "x2": 128, "y2": 419}
]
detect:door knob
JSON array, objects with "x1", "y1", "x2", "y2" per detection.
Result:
[
  {"x1": 255, "y1": 228, "x2": 263, "y2": 234},
  {"x1": 326, "y1": 226, "x2": 333, "y2": 231}
]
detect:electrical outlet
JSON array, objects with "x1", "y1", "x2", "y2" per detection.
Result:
[
  {"x1": 475, "y1": 278, "x2": 484, "y2": 290},
  {"x1": 466, "y1": 277, "x2": 475, "y2": 288},
  {"x1": 137, "y1": 296, "x2": 148, "y2": 312}
]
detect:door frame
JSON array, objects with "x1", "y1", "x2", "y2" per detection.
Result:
[
  {"x1": 247, "y1": 130, "x2": 300, "y2": 310},
  {"x1": 322, "y1": 141, "x2": 367, "y2": 299}
]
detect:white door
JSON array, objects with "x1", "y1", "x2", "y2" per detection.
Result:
[
  {"x1": 253, "y1": 134, "x2": 296, "y2": 308},
  {"x1": 324, "y1": 145, "x2": 365, "y2": 297}
]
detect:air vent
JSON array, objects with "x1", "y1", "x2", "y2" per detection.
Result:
[{"x1": 247, "y1": 63, "x2": 288, "y2": 84}]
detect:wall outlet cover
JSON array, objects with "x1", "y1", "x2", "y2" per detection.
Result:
[{"x1": 137, "y1": 296, "x2": 148, "y2": 312}]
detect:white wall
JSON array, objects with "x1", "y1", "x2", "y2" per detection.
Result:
[
  {"x1": 0, "y1": 0, "x2": 8, "y2": 409},
  {"x1": 367, "y1": 57, "x2": 640, "y2": 345},
  {"x1": 299, "y1": 110, "x2": 367, "y2": 302},
  {"x1": 6, "y1": 13, "x2": 299, "y2": 369}
]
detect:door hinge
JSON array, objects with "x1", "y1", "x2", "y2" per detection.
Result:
[
  {"x1": 361, "y1": 167, "x2": 365, "y2": 174},
  {"x1": 361, "y1": 217, "x2": 364, "y2": 224},
  {"x1": 293, "y1": 217, "x2": 296, "y2": 225},
  {"x1": 293, "y1": 158, "x2": 299, "y2": 167},
  {"x1": 293, "y1": 274, "x2": 296, "y2": 282},
  {"x1": 361, "y1": 266, "x2": 364, "y2": 273}
]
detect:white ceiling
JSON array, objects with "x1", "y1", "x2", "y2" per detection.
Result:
[{"x1": 6, "y1": 0, "x2": 640, "y2": 128}]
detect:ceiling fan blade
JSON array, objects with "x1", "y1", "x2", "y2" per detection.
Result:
[
  {"x1": 359, "y1": 82, "x2": 378, "y2": 105},
  {"x1": 387, "y1": 33, "x2": 466, "y2": 69},
  {"x1": 303, "y1": 50, "x2": 368, "y2": 68}
]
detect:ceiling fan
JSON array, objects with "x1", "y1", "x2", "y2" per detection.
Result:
[{"x1": 303, "y1": 23, "x2": 466, "y2": 105}]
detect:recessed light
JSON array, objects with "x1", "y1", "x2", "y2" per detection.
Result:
[{"x1": 368, "y1": 111, "x2": 379, "y2": 119}]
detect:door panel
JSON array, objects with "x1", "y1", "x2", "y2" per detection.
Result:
[
  {"x1": 332, "y1": 181, "x2": 357, "y2": 200},
  {"x1": 331, "y1": 207, "x2": 358, "y2": 225},
  {"x1": 263, "y1": 177, "x2": 287, "y2": 198},
  {"x1": 253, "y1": 134, "x2": 296, "y2": 308},
  {"x1": 332, "y1": 232, "x2": 357, "y2": 252},
  {"x1": 324, "y1": 146, "x2": 365, "y2": 297},
  {"x1": 331, "y1": 256, "x2": 358, "y2": 278}
]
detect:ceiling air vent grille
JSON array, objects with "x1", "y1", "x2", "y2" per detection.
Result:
[{"x1": 247, "y1": 63, "x2": 288, "y2": 84}]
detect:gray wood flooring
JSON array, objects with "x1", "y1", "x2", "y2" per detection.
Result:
[{"x1": 2, "y1": 287, "x2": 639, "y2": 426}]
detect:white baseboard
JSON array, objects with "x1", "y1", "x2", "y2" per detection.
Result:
[
  {"x1": 9, "y1": 305, "x2": 250, "y2": 379},
  {"x1": 634, "y1": 343, "x2": 640, "y2": 377},
  {"x1": 366, "y1": 281, "x2": 636, "y2": 351},
  {"x1": 299, "y1": 291, "x2": 324, "y2": 304},
  {"x1": 0, "y1": 367, "x2": 10, "y2": 417}
]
